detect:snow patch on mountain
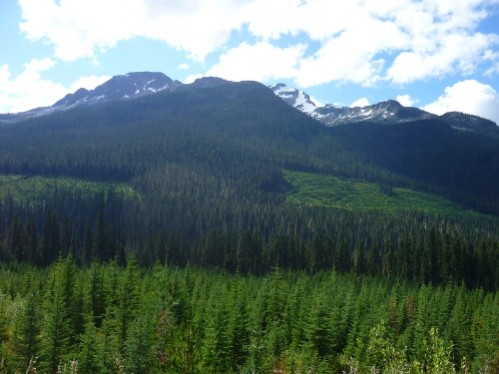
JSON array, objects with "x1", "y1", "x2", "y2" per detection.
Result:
[
  {"x1": 271, "y1": 84, "x2": 436, "y2": 126},
  {"x1": 51, "y1": 72, "x2": 182, "y2": 111},
  {"x1": 269, "y1": 83, "x2": 322, "y2": 115}
]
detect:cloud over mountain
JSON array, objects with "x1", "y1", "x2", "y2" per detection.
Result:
[
  {"x1": 18, "y1": 0, "x2": 499, "y2": 86},
  {"x1": 423, "y1": 80, "x2": 499, "y2": 124}
]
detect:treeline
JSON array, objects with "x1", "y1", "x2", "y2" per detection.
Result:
[
  {"x1": 0, "y1": 259, "x2": 497, "y2": 373},
  {"x1": 0, "y1": 189, "x2": 497, "y2": 291}
]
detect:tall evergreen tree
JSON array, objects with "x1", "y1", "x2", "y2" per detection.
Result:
[
  {"x1": 12, "y1": 292, "x2": 41, "y2": 371},
  {"x1": 40, "y1": 261, "x2": 73, "y2": 374}
]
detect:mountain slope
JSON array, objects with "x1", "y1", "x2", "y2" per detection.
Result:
[
  {"x1": 328, "y1": 118, "x2": 499, "y2": 213},
  {"x1": 1, "y1": 73, "x2": 499, "y2": 214},
  {"x1": 0, "y1": 73, "x2": 497, "y2": 290}
]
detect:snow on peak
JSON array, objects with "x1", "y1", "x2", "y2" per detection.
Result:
[
  {"x1": 271, "y1": 84, "x2": 437, "y2": 127},
  {"x1": 270, "y1": 83, "x2": 322, "y2": 115}
]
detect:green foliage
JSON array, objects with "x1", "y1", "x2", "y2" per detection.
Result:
[
  {"x1": 284, "y1": 170, "x2": 491, "y2": 218},
  {"x1": 0, "y1": 262, "x2": 496, "y2": 373},
  {"x1": 40, "y1": 259, "x2": 74, "y2": 373},
  {"x1": 0, "y1": 78, "x2": 497, "y2": 373},
  {"x1": 11, "y1": 291, "x2": 41, "y2": 371},
  {"x1": 0, "y1": 175, "x2": 138, "y2": 205}
]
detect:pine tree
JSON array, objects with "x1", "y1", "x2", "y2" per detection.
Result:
[
  {"x1": 116, "y1": 255, "x2": 140, "y2": 350},
  {"x1": 12, "y1": 292, "x2": 41, "y2": 371},
  {"x1": 77, "y1": 317, "x2": 106, "y2": 374},
  {"x1": 93, "y1": 207, "x2": 108, "y2": 261},
  {"x1": 124, "y1": 313, "x2": 156, "y2": 374},
  {"x1": 413, "y1": 327, "x2": 456, "y2": 374},
  {"x1": 88, "y1": 262, "x2": 106, "y2": 327},
  {"x1": 40, "y1": 261, "x2": 73, "y2": 374}
]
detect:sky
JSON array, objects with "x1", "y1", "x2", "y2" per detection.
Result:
[{"x1": 1, "y1": 0, "x2": 499, "y2": 124}]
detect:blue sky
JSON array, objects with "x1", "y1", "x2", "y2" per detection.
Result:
[{"x1": 1, "y1": 0, "x2": 499, "y2": 124}]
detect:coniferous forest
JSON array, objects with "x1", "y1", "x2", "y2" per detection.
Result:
[{"x1": 0, "y1": 80, "x2": 497, "y2": 373}]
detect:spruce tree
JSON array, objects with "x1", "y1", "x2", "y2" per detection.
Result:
[
  {"x1": 12, "y1": 292, "x2": 41, "y2": 371},
  {"x1": 40, "y1": 261, "x2": 73, "y2": 374}
]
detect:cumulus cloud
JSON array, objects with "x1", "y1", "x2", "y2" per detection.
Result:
[
  {"x1": 350, "y1": 98, "x2": 370, "y2": 107},
  {"x1": 17, "y1": 0, "x2": 499, "y2": 88},
  {"x1": 423, "y1": 80, "x2": 499, "y2": 124},
  {"x1": 204, "y1": 42, "x2": 305, "y2": 82},
  {"x1": 18, "y1": 0, "x2": 250, "y2": 61},
  {"x1": 0, "y1": 59, "x2": 109, "y2": 113},
  {"x1": 69, "y1": 75, "x2": 110, "y2": 92},
  {"x1": 295, "y1": 17, "x2": 405, "y2": 87},
  {"x1": 387, "y1": 33, "x2": 498, "y2": 84},
  {"x1": 396, "y1": 94, "x2": 416, "y2": 107}
]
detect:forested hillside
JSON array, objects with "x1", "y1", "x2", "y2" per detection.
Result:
[
  {"x1": 0, "y1": 78, "x2": 497, "y2": 372},
  {"x1": 329, "y1": 119, "x2": 499, "y2": 214}
]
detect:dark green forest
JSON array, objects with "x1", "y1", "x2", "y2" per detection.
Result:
[{"x1": 0, "y1": 80, "x2": 497, "y2": 372}]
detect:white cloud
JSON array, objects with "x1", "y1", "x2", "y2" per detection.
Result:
[
  {"x1": 184, "y1": 74, "x2": 203, "y2": 84},
  {"x1": 0, "y1": 65, "x2": 12, "y2": 84},
  {"x1": 18, "y1": 0, "x2": 251, "y2": 61},
  {"x1": 19, "y1": 0, "x2": 140, "y2": 61},
  {"x1": 178, "y1": 63, "x2": 189, "y2": 71},
  {"x1": 350, "y1": 98, "x2": 370, "y2": 107},
  {"x1": 204, "y1": 42, "x2": 305, "y2": 82},
  {"x1": 295, "y1": 19, "x2": 403, "y2": 87},
  {"x1": 387, "y1": 32, "x2": 498, "y2": 84},
  {"x1": 14, "y1": 0, "x2": 499, "y2": 101},
  {"x1": 423, "y1": 80, "x2": 499, "y2": 124},
  {"x1": 484, "y1": 50, "x2": 499, "y2": 76},
  {"x1": 0, "y1": 58, "x2": 66, "y2": 113},
  {"x1": 396, "y1": 94, "x2": 416, "y2": 107},
  {"x1": 69, "y1": 75, "x2": 111, "y2": 92},
  {"x1": 0, "y1": 59, "x2": 109, "y2": 113}
]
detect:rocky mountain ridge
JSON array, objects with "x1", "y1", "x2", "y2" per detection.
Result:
[
  {"x1": 1, "y1": 73, "x2": 497, "y2": 133},
  {"x1": 269, "y1": 83, "x2": 497, "y2": 131},
  {"x1": 0, "y1": 72, "x2": 229, "y2": 124}
]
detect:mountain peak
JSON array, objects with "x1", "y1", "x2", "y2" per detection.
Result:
[
  {"x1": 53, "y1": 71, "x2": 181, "y2": 109},
  {"x1": 271, "y1": 84, "x2": 437, "y2": 126},
  {"x1": 192, "y1": 76, "x2": 230, "y2": 88},
  {"x1": 374, "y1": 99, "x2": 403, "y2": 109},
  {"x1": 269, "y1": 83, "x2": 321, "y2": 115}
]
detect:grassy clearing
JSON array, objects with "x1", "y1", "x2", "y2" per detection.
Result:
[
  {"x1": 283, "y1": 170, "x2": 487, "y2": 218},
  {"x1": 0, "y1": 174, "x2": 138, "y2": 204}
]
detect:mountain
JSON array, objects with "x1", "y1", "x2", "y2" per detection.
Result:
[
  {"x1": 0, "y1": 73, "x2": 497, "y2": 214},
  {"x1": 439, "y1": 111, "x2": 498, "y2": 133},
  {"x1": 270, "y1": 83, "x2": 498, "y2": 130},
  {"x1": 0, "y1": 73, "x2": 239, "y2": 125},
  {"x1": 0, "y1": 77, "x2": 496, "y2": 374},
  {"x1": 312, "y1": 99, "x2": 436, "y2": 126},
  {"x1": 3, "y1": 74, "x2": 496, "y2": 134},
  {"x1": 0, "y1": 73, "x2": 497, "y2": 288},
  {"x1": 269, "y1": 83, "x2": 320, "y2": 115},
  {"x1": 53, "y1": 72, "x2": 182, "y2": 109},
  {"x1": 0, "y1": 72, "x2": 182, "y2": 123},
  {"x1": 1, "y1": 71, "x2": 498, "y2": 213}
]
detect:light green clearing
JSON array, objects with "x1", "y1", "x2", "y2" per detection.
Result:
[
  {"x1": 284, "y1": 170, "x2": 485, "y2": 218},
  {"x1": 0, "y1": 175, "x2": 138, "y2": 204}
]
